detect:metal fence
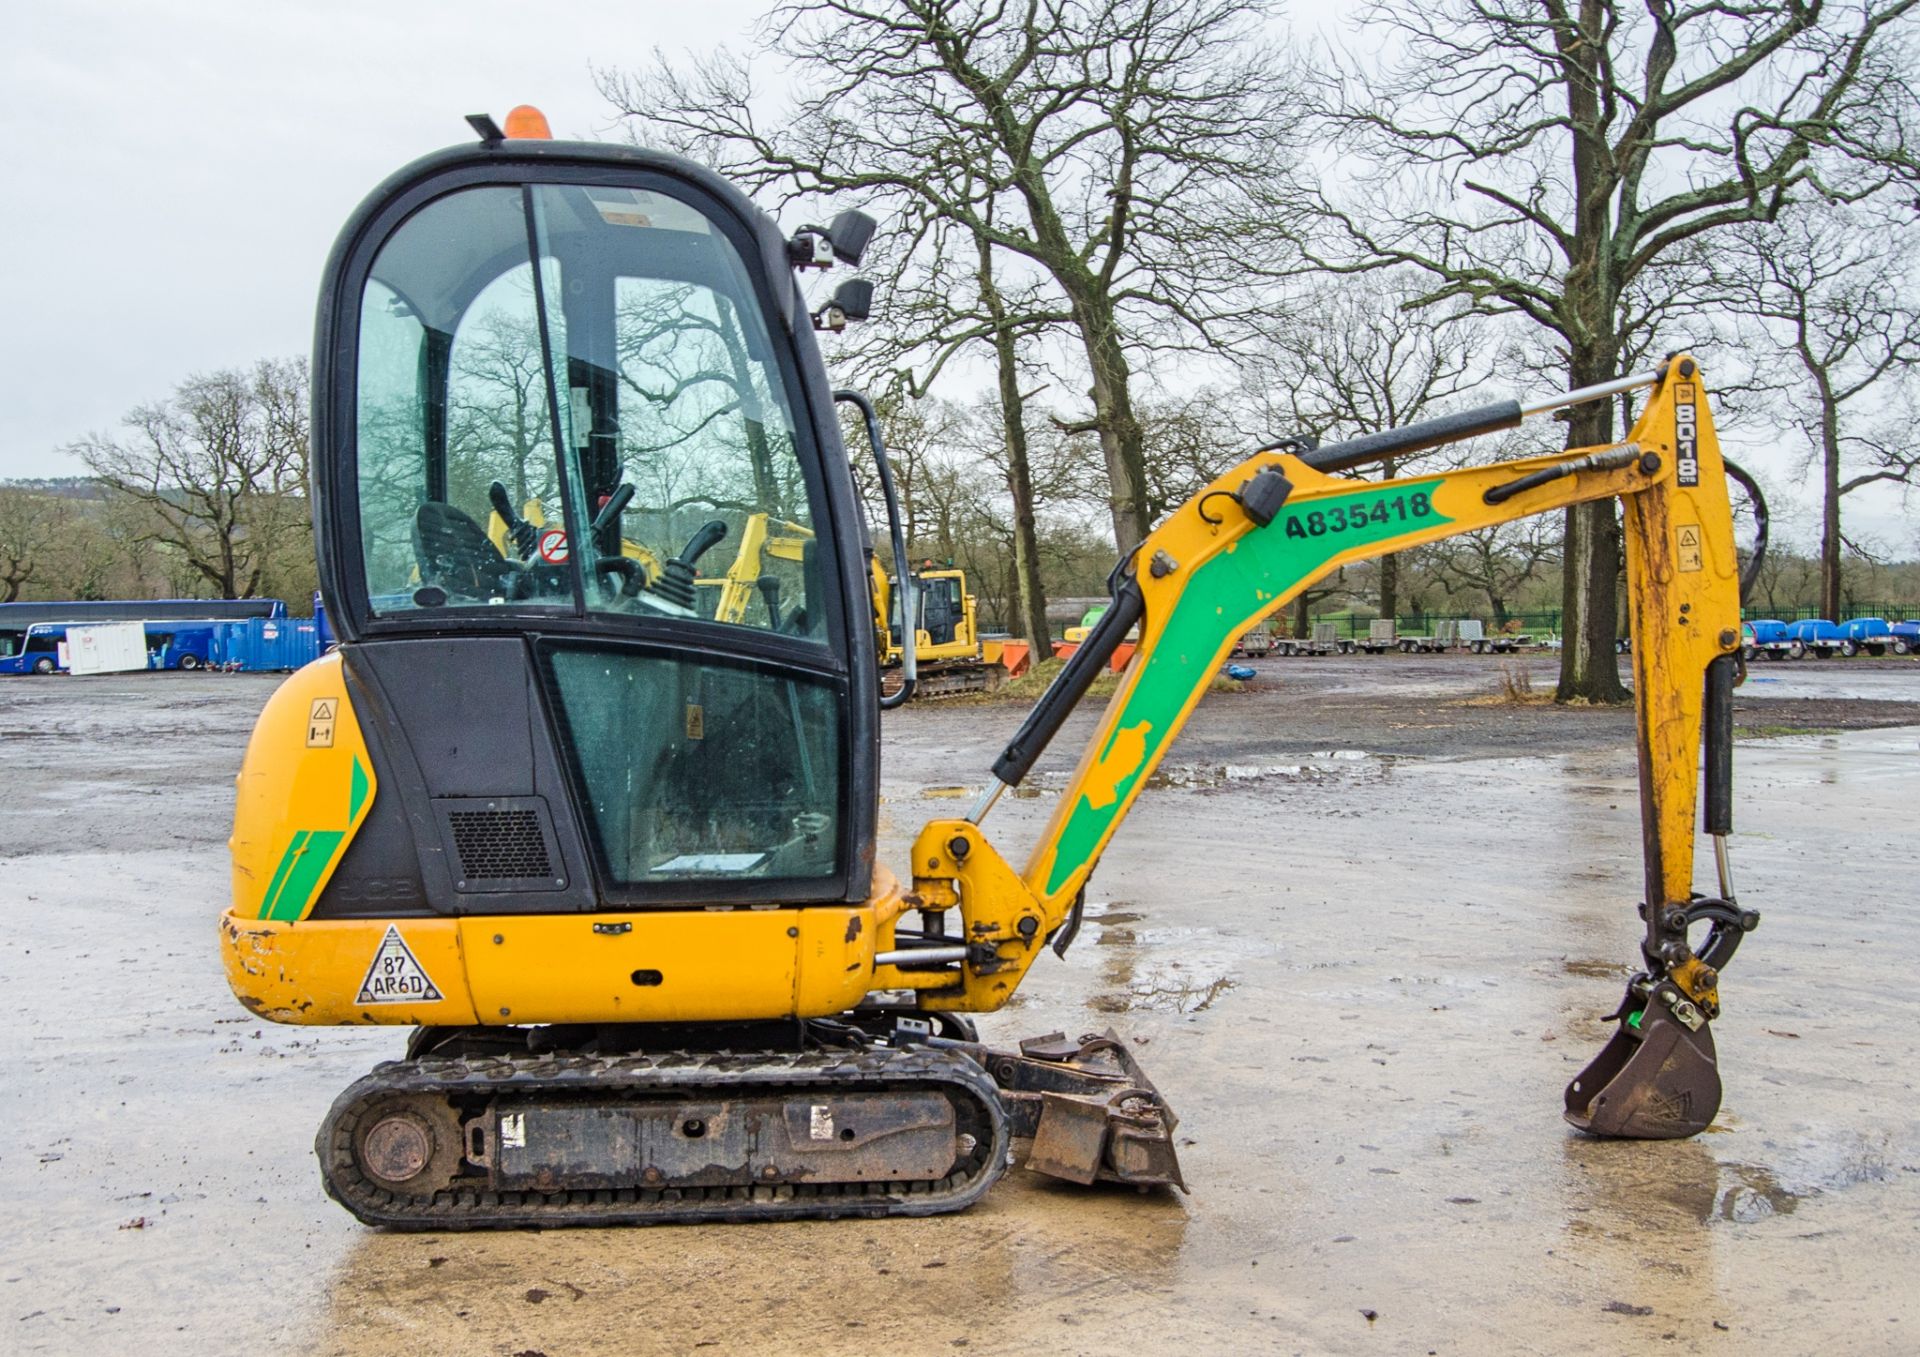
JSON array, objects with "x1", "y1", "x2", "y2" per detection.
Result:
[{"x1": 1294, "y1": 601, "x2": 1920, "y2": 639}]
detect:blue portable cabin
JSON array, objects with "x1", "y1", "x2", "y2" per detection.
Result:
[{"x1": 211, "y1": 615, "x2": 325, "y2": 672}]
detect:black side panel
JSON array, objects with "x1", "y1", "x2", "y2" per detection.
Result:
[{"x1": 312, "y1": 638, "x2": 594, "y2": 918}]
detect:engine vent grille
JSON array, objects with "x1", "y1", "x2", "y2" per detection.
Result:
[
  {"x1": 432, "y1": 797, "x2": 565, "y2": 892},
  {"x1": 449, "y1": 809, "x2": 551, "y2": 881}
]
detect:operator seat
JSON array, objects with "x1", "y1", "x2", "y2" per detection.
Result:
[{"x1": 413, "y1": 501, "x2": 519, "y2": 600}]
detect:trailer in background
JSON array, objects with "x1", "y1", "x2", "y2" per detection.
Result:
[
  {"x1": 1839, "y1": 618, "x2": 1897, "y2": 657},
  {"x1": 1398, "y1": 619, "x2": 1459, "y2": 653},
  {"x1": 1743, "y1": 619, "x2": 1794, "y2": 661},
  {"x1": 1356, "y1": 619, "x2": 1399, "y2": 654},
  {"x1": 1786, "y1": 618, "x2": 1847, "y2": 658},
  {"x1": 1456, "y1": 620, "x2": 1535, "y2": 654},
  {"x1": 1272, "y1": 622, "x2": 1353, "y2": 657},
  {"x1": 1230, "y1": 628, "x2": 1273, "y2": 658}
]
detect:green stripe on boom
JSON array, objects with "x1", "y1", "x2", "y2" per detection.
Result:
[{"x1": 1045, "y1": 481, "x2": 1452, "y2": 896}]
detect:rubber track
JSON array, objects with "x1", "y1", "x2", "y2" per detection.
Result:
[{"x1": 317, "y1": 1045, "x2": 1010, "y2": 1230}]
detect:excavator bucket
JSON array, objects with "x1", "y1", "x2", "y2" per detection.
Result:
[{"x1": 1564, "y1": 992, "x2": 1721, "y2": 1139}]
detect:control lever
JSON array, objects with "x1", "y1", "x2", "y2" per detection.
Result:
[
  {"x1": 757, "y1": 574, "x2": 782, "y2": 629},
  {"x1": 488, "y1": 481, "x2": 538, "y2": 557},
  {"x1": 654, "y1": 519, "x2": 729, "y2": 611},
  {"x1": 592, "y1": 482, "x2": 635, "y2": 535}
]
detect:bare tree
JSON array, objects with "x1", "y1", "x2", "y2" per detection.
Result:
[
  {"x1": 833, "y1": 195, "x2": 1071, "y2": 648},
  {"x1": 1714, "y1": 205, "x2": 1920, "y2": 618},
  {"x1": 1432, "y1": 517, "x2": 1562, "y2": 627},
  {"x1": 602, "y1": 0, "x2": 1302, "y2": 556},
  {"x1": 72, "y1": 360, "x2": 311, "y2": 599},
  {"x1": 1244, "y1": 279, "x2": 1489, "y2": 619},
  {"x1": 0, "y1": 486, "x2": 71, "y2": 602},
  {"x1": 1312, "y1": 0, "x2": 1920, "y2": 700}
]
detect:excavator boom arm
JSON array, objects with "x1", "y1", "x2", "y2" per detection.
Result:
[{"x1": 901, "y1": 356, "x2": 1749, "y2": 1116}]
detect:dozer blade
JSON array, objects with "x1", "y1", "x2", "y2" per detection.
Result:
[
  {"x1": 952, "y1": 1029, "x2": 1186, "y2": 1191},
  {"x1": 1564, "y1": 988, "x2": 1720, "y2": 1139}
]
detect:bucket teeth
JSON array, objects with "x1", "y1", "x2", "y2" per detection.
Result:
[{"x1": 1565, "y1": 989, "x2": 1721, "y2": 1139}]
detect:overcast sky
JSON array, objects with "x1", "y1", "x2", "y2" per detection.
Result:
[
  {"x1": 3, "y1": 1, "x2": 1909, "y2": 553},
  {"x1": 1, "y1": 0, "x2": 766, "y2": 480}
]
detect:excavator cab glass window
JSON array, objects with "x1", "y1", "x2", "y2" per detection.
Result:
[
  {"x1": 353, "y1": 182, "x2": 823, "y2": 640},
  {"x1": 344, "y1": 174, "x2": 850, "y2": 896}
]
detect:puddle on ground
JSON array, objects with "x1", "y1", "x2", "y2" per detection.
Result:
[
  {"x1": 1088, "y1": 970, "x2": 1237, "y2": 1014},
  {"x1": 1077, "y1": 902, "x2": 1270, "y2": 1015},
  {"x1": 1005, "y1": 752, "x2": 1392, "y2": 799},
  {"x1": 1595, "y1": 1128, "x2": 1906, "y2": 1230},
  {"x1": 1715, "y1": 1163, "x2": 1802, "y2": 1222}
]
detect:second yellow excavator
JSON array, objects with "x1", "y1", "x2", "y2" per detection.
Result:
[{"x1": 219, "y1": 111, "x2": 1763, "y2": 1227}]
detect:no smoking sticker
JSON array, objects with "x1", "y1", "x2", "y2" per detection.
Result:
[
  {"x1": 537, "y1": 528, "x2": 570, "y2": 564},
  {"x1": 356, "y1": 925, "x2": 443, "y2": 1005}
]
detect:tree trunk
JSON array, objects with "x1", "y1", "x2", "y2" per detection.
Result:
[
  {"x1": 978, "y1": 241, "x2": 1052, "y2": 647},
  {"x1": 1819, "y1": 402, "x2": 1843, "y2": 620},
  {"x1": 1009, "y1": 172, "x2": 1150, "y2": 556},
  {"x1": 1551, "y1": 1, "x2": 1628, "y2": 705},
  {"x1": 1376, "y1": 457, "x2": 1399, "y2": 621},
  {"x1": 1081, "y1": 311, "x2": 1150, "y2": 555},
  {"x1": 1292, "y1": 592, "x2": 1310, "y2": 639},
  {"x1": 1556, "y1": 390, "x2": 1628, "y2": 703}
]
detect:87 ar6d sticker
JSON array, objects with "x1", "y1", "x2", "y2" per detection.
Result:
[{"x1": 356, "y1": 925, "x2": 443, "y2": 1004}]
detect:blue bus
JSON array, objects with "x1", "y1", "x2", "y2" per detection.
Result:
[
  {"x1": 0, "y1": 598, "x2": 287, "y2": 663},
  {"x1": 0, "y1": 620, "x2": 226, "y2": 674}
]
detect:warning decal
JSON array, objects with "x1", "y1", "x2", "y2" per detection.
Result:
[
  {"x1": 356, "y1": 925, "x2": 443, "y2": 1005},
  {"x1": 537, "y1": 527, "x2": 570, "y2": 564},
  {"x1": 1676, "y1": 524, "x2": 1704, "y2": 573},
  {"x1": 307, "y1": 698, "x2": 337, "y2": 748}
]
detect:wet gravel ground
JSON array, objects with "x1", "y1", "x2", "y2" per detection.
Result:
[{"x1": 3, "y1": 655, "x2": 1918, "y2": 1355}]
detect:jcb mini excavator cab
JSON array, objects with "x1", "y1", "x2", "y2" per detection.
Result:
[{"x1": 224, "y1": 112, "x2": 1761, "y2": 1229}]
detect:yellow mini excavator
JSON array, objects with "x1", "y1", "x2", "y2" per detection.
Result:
[
  {"x1": 220, "y1": 110, "x2": 1764, "y2": 1228},
  {"x1": 871, "y1": 560, "x2": 999, "y2": 698}
]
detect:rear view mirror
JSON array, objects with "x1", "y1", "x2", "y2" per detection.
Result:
[
  {"x1": 811, "y1": 278, "x2": 875, "y2": 333},
  {"x1": 826, "y1": 210, "x2": 876, "y2": 266},
  {"x1": 831, "y1": 279, "x2": 874, "y2": 322}
]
